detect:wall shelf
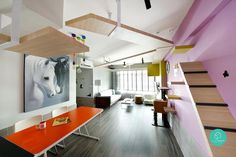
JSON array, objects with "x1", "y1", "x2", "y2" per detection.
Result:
[
  {"x1": 158, "y1": 87, "x2": 170, "y2": 90},
  {"x1": 165, "y1": 95, "x2": 182, "y2": 100},
  {"x1": 0, "y1": 33, "x2": 10, "y2": 45},
  {"x1": 171, "y1": 81, "x2": 185, "y2": 85},
  {"x1": 164, "y1": 107, "x2": 176, "y2": 113},
  {"x1": 6, "y1": 27, "x2": 89, "y2": 57},
  {"x1": 173, "y1": 45, "x2": 194, "y2": 54}
]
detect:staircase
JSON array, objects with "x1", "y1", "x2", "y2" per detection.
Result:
[{"x1": 179, "y1": 62, "x2": 236, "y2": 157}]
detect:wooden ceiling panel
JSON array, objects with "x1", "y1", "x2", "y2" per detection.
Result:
[
  {"x1": 0, "y1": 33, "x2": 10, "y2": 45},
  {"x1": 66, "y1": 13, "x2": 173, "y2": 47},
  {"x1": 66, "y1": 14, "x2": 116, "y2": 36},
  {"x1": 6, "y1": 27, "x2": 89, "y2": 57}
]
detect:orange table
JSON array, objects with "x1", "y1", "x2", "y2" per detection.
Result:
[{"x1": 6, "y1": 106, "x2": 103, "y2": 157}]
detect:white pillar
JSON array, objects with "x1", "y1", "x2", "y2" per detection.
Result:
[
  {"x1": 0, "y1": 14, "x2": 2, "y2": 33},
  {"x1": 116, "y1": 0, "x2": 121, "y2": 27},
  {"x1": 11, "y1": 0, "x2": 22, "y2": 44}
]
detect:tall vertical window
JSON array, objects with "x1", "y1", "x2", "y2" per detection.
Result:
[
  {"x1": 114, "y1": 69, "x2": 159, "y2": 92},
  {"x1": 136, "y1": 70, "x2": 142, "y2": 91},
  {"x1": 132, "y1": 71, "x2": 137, "y2": 91}
]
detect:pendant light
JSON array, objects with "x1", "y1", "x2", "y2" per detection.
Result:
[{"x1": 123, "y1": 61, "x2": 126, "y2": 67}]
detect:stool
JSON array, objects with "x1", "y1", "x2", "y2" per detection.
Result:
[{"x1": 134, "y1": 95, "x2": 143, "y2": 104}]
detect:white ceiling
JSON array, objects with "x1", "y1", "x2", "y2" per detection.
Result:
[
  {"x1": 0, "y1": 0, "x2": 59, "y2": 37},
  {"x1": 63, "y1": 0, "x2": 193, "y2": 65},
  {"x1": 64, "y1": 0, "x2": 193, "y2": 35},
  {"x1": 0, "y1": 0, "x2": 194, "y2": 65}
]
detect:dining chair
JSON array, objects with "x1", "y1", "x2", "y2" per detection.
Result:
[
  {"x1": 14, "y1": 115, "x2": 42, "y2": 133},
  {"x1": 51, "y1": 106, "x2": 68, "y2": 152},
  {"x1": 67, "y1": 104, "x2": 77, "y2": 111},
  {"x1": 52, "y1": 106, "x2": 68, "y2": 118}
]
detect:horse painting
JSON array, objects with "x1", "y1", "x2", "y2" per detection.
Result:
[
  {"x1": 50, "y1": 56, "x2": 69, "y2": 94},
  {"x1": 24, "y1": 55, "x2": 69, "y2": 112}
]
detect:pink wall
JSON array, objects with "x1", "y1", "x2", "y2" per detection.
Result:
[
  {"x1": 167, "y1": 0, "x2": 236, "y2": 156},
  {"x1": 173, "y1": 0, "x2": 224, "y2": 44},
  {"x1": 168, "y1": 54, "x2": 211, "y2": 156},
  {"x1": 203, "y1": 54, "x2": 236, "y2": 118},
  {"x1": 171, "y1": 0, "x2": 236, "y2": 114}
]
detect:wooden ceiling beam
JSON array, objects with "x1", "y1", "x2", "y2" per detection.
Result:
[{"x1": 96, "y1": 45, "x2": 172, "y2": 67}]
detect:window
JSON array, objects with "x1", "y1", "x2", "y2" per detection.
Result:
[
  {"x1": 136, "y1": 70, "x2": 142, "y2": 91},
  {"x1": 114, "y1": 69, "x2": 159, "y2": 92}
]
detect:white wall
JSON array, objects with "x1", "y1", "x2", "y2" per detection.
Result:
[
  {"x1": 93, "y1": 67, "x2": 112, "y2": 95},
  {"x1": 0, "y1": 50, "x2": 76, "y2": 130}
]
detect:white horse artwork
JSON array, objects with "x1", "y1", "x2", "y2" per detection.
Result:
[{"x1": 25, "y1": 55, "x2": 61, "y2": 111}]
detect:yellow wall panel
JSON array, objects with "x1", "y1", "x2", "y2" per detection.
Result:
[{"x1": 148, "y1": 64, "x2": 159, "y2": 76}]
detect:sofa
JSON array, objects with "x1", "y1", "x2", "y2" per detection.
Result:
[
  {"x1": 95, "y1": 89, "x2": 121, "y2": 108},
  {"x1": 143, "y1": 94, "x2": 156, "y2": 105}
]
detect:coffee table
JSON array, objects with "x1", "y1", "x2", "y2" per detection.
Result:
[{"x1": 121, "y1": 98, "x2": 133, "y2": 104}]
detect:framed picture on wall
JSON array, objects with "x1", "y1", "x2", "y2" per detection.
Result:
[{"x1": 24, "y1": 55, "x2": 70, "y2": 112}]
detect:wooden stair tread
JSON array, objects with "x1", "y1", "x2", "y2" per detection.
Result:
[
  {"x1": 170, "y1": 81, "x2": 185, "y2": 85},
  {"x1": 180, "y1": 61, "x2": 236, "y2": 157},
  {"x1": 197, "y1": 106, "x2": 236, "y2": 129},
  {"x1": 196, "y1": 102, "x2": 228, "y2": 107},
  {"x1": 180, "y1": 62, "x2": 205, "y2": 72},
  {"x1": 205, "y1": 126, "x2": 236, "y2": 132},
  {"x1": 189, "y1": 85, "x2": 216, "y2": 88},
  {"x1": 190, "y1": 87, "x2": 224, "y2": 103},
  {"x1": 205, "y1": 129, "x2": 236, "y2": 157},
  {"x1": 185, "y1": 73, "x2": 215, "y2": 86}
]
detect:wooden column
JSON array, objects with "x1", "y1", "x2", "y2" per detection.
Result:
[{"x1": 160, "y1": 60, "x2": 167, "y2": 87}]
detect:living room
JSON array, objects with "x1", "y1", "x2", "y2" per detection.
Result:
[{"x1": 1, "y1": 0, "x2": 236, "y2": 157}]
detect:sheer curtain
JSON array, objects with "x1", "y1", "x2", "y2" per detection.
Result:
[{"x1": 114, "y1": 69, "x2": 159, "y2": 92}]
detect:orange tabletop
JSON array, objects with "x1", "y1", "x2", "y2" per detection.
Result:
[{"x1": 6, "y1": 106, "x2": 103, "y2": 156}]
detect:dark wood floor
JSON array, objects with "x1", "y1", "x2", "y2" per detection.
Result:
[{"x1": 48, "y1": 102, "x2": 183, "y2": 157}]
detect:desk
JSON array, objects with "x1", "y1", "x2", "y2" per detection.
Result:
[
  {"x1": 121, "y1": 98, "x2": 133, "y2": 104},
  {"x1": 6, "y1": 106, "x2": 103, "y2": 157}
]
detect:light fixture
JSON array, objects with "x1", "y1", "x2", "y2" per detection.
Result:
[
  {"x1": 72, "y1": 53, "x2": 77, "y2": 69},
  {"x1": 123, "y1": 61, "x2": 126, "y2": 67},
  {"x1": 144, "y1": 0, "x2": 151, "y2": 10},
  {"x1": 83, "y1": 53, "x2": 86, "y2": 61},
  {"x1": 142, "y1": 57, "x2": 144, "y2": 64}
]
